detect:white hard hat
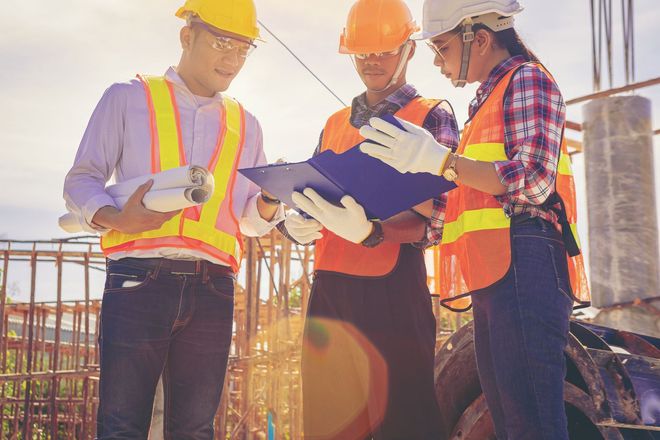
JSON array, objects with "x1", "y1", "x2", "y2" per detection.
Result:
[{"x1": 414, "y1": 0, "x2": 524, "y2": 41}]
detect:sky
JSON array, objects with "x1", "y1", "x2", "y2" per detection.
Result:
[{"x1": 0, "y1": 0, "x2": 659, "y2": 302}]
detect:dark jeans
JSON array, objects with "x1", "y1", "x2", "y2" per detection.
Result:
[
  {"x1": 96, "y1": 258, "x2": 235, "y2": 440},
  {"x1": 472, "y1": 217, "x2": 574, "y2": 440},
  {"x1": 302, "y1": 245, "x2": 442, "y2": 440}
]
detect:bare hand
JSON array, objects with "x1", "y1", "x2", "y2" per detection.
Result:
[{"x1": 114, "y1": 180, "x2": 181, "y2": 234}]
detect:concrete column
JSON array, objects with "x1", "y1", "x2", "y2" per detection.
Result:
[{"x1": 583, "y1": 95, "x2": 660, "y2": 335}]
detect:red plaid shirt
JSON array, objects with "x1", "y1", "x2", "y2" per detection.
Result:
[{"x1": 426, "y1": 55, "x2": 566, "y2": 245}]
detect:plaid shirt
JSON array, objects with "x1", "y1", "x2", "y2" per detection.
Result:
[
  {"x1": 426, "y1": 55, "x2": 566, "y2": 245},
  {"x1": 280, "y1": 84, "x2": 459, "y2": 248}
]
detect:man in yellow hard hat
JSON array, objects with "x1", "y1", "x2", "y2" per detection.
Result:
[
  {"x1": 63, "y1": 1, "x2": 283, "y2": 438},
  {"x1": 281, "y1": 0, "x2": 459, "y2": 438}
]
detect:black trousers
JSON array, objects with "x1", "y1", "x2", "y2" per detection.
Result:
[{"x1": 302, "y1": 245, "x2": 442, "y2": 440}]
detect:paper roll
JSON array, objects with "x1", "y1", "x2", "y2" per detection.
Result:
[{"x1": 59, "y1": 166, "x2": 215, "y2": 234}]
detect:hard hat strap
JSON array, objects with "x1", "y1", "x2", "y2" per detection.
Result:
[
  {"x1": 384, "y1": 41, "x2": 413, "y2": 91},
  {"x1": 453, "y1": 20, "x2": 474, "y2": 88}
]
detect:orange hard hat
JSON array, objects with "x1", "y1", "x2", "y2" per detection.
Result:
[{"x1": 339, "y1": 0, "x2": 419, "y2": 54}]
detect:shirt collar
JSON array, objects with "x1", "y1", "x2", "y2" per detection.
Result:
[
  {"x1": 165, "y1": 67, "x2": 224, "y2": 107},
  {"x1": 350, "y1": 83, "x2": 419, "y2": 128},
  {"x1": 469, "y1": 55, "x2": 528, "y2": 118}
]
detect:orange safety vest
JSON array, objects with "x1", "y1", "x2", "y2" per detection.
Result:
[
  {"x1": 439, "y1": 64, "x2": 591, "y2": 311},
  {"x1": 314, "y1": 97, "x2": 442, "y2": 277},
  {"x1": 101, "y1": 75, "x2": 246, "y2": 272}
]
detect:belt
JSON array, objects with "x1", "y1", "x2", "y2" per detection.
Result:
[{"x1": 111, "y1": 257, "x2": 234, "y2": 279}]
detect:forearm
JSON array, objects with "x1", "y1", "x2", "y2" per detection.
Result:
[
  {"x1": 91, "y1": 206, "x2": 124, "y2": 232},
  {"x1": 444, "y1": 155, "x2": 508, "y2": 196},
  {"x1": 381, "y1": 210, "x2": 426, "y2": 244}
]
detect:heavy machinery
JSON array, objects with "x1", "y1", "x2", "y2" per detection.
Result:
[{"x1": 435, "y1": 320, "x2": 660, "y2": 439}]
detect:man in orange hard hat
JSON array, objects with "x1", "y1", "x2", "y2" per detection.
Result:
[
  {"x1": 281, "y1": 0, "x2": 459, "y2": 438},
  {"x1": 63, "y1": 0, "x2": 284, "y2": 438}
]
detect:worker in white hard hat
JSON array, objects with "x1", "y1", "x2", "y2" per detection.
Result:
[
  {"x1": 358, "y1": 1, "x2": 591, "y2": 439},
  {"x1": 63, "y1": 0, "x2": 284, "y2": 438},
  {"x1": 280, "y1": 0, "x2": 459, "y2": 438}
]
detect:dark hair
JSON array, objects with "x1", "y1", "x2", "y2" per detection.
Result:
[{"x1": 474, "y1": 24, "x2": 540, "y2": 63}]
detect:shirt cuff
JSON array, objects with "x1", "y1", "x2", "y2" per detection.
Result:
[
  {"x1": 239, "y1": 194, "x2": 285, "y2": 237},
  {"x1": 82, "y1": 193, "x2": 118, "y2": 234},
  {"x1": 493, "y1": 160, "x2": 526, "y2": 197}
]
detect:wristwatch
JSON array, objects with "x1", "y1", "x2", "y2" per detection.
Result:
[
  {"x1": 361, "y1": 221, "x2": 384, "y2": 248},
  {"x1": 443, "y1": 153, "x2": 459, "y2": 182},
  {"x1": 260, "y1": 192, "x2": 281, "y2": 205}
]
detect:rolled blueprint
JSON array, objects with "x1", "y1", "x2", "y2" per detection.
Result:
[{"x1": 59, "y1": 165, "x2": 214, "y2": 233}]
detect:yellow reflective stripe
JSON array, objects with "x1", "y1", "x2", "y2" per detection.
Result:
[
  {"x1": 145, "y1": 76, "x2": 181, "y2": 172},
  {"x1": 441, "y1": 208, "x2": 510, "y2": 245},
  {"x1": 570, "y1": 223, "x2": 582, "y2": 249},
  {"x1": 462, "y1": 143, "x2": 508, "y2": 162},
  {"x1": 200, "y1": 96, "x2": 241, "y2": 226},
  {"x1": 183, "y1": 96, "x2": 242, "y2": 258},
  {"x1": 184, "y1": 222, "x2": 238, "y2": 257},
  {"x1": 557, "y1": 152, "x2": 573, "y2": 177}
]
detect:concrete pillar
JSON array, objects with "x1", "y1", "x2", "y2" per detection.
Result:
[{"x1": 582, "y1": 95, "x2": 660, "y2": 336}]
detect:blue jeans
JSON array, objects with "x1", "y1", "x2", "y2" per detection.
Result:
[
  {"x1": 472, "y1": 217, "x2": 574, "y2": 440},
  {"x1": 96, "y1": 258, "x2": 235, "y2": 440}
]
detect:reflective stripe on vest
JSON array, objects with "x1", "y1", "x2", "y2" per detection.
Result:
[
  {"x1": 101, "y1": 75, "x2": 245, "y2": 271},
  {"x1": 438, "y1": 63, "x2": 590, "y2": 311},
  {"x1": 314, "y1": 97, "x2": 442, "y2": 277}
]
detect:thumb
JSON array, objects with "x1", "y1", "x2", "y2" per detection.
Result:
[{"x1": 127, "y1": 180, "x2": 153, "y2": 206}]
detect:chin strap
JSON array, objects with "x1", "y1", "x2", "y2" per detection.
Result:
[
  {"x1": 452, "y1": 19, "x2": 475, "y2": 88},
  {"x1": 351, "y1": 41, "x2": 413, "y2": 93}
]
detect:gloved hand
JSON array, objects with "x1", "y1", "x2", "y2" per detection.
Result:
[
  {"x1": 291, "y1": 188, "x2": 373, "y2": 244},
  {"x1": 359, "y1": 116, "x2": 451, "y2": 175},
  {"x1": 284, "y1": 211, "x2": 323, "y2": 244}
]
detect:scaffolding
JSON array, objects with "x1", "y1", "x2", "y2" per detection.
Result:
[{"x1": 0, "y1": 235, "x2": 464, "y2": 439}]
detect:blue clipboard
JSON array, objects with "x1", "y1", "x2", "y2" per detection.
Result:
[{"x1": 239, "y1": 114, "x2": 457, "y2": 220}]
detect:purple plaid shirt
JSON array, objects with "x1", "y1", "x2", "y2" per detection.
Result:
[
  {"x1": 315, "y1": 84, "x2": 459, "y2": 248},
  {"x1": 426, "y1": 56, "x2": 566, "y2": 245}
]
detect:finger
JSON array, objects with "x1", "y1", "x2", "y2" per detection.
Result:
[
  {"x1": 297, "y1": 231, "x2": 324, "y2": 243},
  {"x1": 359, "y1": 142, "x2": 396, "y2": 161},
  {"x1": 128, "y1": 180, "x2": 154, "y2": 204},
  {"x1": 368, "y1": 117, "x2": 406, "y2": 140},
  {"x1": 339, "y1": 195, "x2": 364, "y2": 213},
  {"x1": 291, "y1": 192, "x2": 323, "y2": 220},
  {"x1": 301, "y1": 188, "x2": 335, "y2": 212},
  {"x1": 359, "y1": 125, "x2": 397, "y2": 147}
]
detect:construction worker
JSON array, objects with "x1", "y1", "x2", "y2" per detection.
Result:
[
  {"x1": 359, "y1": 0, "x2": 591, "y2": 439},
  {"x1": 63, "y1": 1, "x2": 284, "y2": 438},
  {"x1": 284, "y1": 0, "x2": 459, "y2": 438}
]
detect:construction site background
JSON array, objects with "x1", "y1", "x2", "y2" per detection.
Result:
[{"x1": 0, "y1": 234, "x2": 467, "y2": 439}]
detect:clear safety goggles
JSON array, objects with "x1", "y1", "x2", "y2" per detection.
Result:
[
  {"x1": 353, "y1": 45, "x2": 403, "y2": 60},
  {"x1": 426, "y1": 32, "x2": 462, "y2": 62},
  {"x1": 191, "y1": 19, "x2": 257, "y2": 59}
]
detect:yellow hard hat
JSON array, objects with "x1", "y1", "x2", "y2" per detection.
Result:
[
  {"x1": 339, "y1": 0, "x2": 419, "y2": 54},
  {"x1": 176, "y1": 0, "x2": 260, "y2": 41}
]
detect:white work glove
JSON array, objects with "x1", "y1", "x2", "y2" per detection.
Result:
[
  {"x1": 284, "y1": 211, "x2": 323, "y2": 244},
  {"x1": 291, "y1": 188, "x2": 373, "y2": 244},
  {"x1": 359, "y1": 116, "x2": 451, "y2": 175}
]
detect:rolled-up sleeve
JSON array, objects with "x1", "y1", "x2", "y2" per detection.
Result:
[{"x1": 493, "y1": 66, "x2": 565, "y2": 207}]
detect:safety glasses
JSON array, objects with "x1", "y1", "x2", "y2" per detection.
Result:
[
  {"x1": 353, "y1": 45, "x2": 403, "y2": 60},
  {"x1": 191, "y1": 19, "x2": 257, "y2": 59},
  {"x1": 426, "y1": 32, "x2": 461, "y2": 62}
]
